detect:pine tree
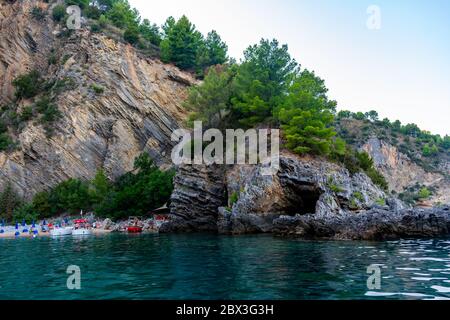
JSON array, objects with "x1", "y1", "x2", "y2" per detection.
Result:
[
  {"x1": 277, "y1": 70, "x2": 337, "y2": 155},
  {"x1": 0, "y1": 181, "x2": 22, "y2": 222},
  {"x1": 231, "y1": 39, "x2": 298, "y2": 127},
  {"x1": 160, "y1": 15, "x2": 203, "y2": 70}
]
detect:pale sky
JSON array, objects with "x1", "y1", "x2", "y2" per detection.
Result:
[{"x1": 129, "y1": 0, "x2": 450, "y2": 136}]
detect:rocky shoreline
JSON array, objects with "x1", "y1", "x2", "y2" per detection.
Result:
[
  {"x1": 162, "y1": 153, "x2": 450, "y2": 241},
  {"x1": 272, "y1": 205, "x2": 450, "y2": 240}
]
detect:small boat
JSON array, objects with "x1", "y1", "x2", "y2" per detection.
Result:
[
  {"x1": 50, "y1": 226, "x2": 73, "y2": 237},
  {"x1": 72, "y1": 219, "x2": 92, "y2": 236},
  {"x1": 127, "y1": 226, "x2": 143, "y2": 233},
  {"x1": 127, "y1": 216, "x2": 143, "y2": 233}
]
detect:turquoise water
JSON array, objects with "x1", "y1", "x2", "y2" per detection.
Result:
[{"x1": 1, "y1": 234, "x2": 450, "y2": 300}]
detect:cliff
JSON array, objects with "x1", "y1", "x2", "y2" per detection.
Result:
[
  {"x1": 336, "y1": 118, "x2": 449, "y2": 206},
  {"x1": 163, "y1": 152, "x2": 390, "y2": 234},
  {"x1": 362, "y1": 137, "x2": 449, "y2": 205},
  {"x1": 0, "y1": 0, "x2": 194, "y2": 198}
]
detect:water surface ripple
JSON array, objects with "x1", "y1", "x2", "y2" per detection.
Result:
[{"x1": 1, "y1": 234, "x2": 450, "y2": 300}]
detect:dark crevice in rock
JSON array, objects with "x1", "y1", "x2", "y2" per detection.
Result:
[
  {"x1": 25, "y1": 32, "x2": 37, "y2": 53},
  {"x1": 280, "y1": 180, "x2": 323, "y2": 215}
]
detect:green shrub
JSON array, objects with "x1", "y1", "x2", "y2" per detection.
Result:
[
  {"x1": 0, "y1": 133, "x2": 14, "y2": 152},
  {"x1": 90, "y1": 83, "x2": 105, "y2": 94},
  {"x1": 418, "y1": 187, "x2": 431, "y2": 200},
  {"x1": 353, "y1": 191, "x2": 364, "y2": 202},
  {"x1": 0, "y1": 182, "x2": 23, "y2": 222},
  {"x1": 19, "y1": 106, "x2": 33, "y2": 122},
  {"x1": 52, "y1": 4, "x2": 66, "y2": 22},
  {"x1": 229, "y1": 192, "x2": 239, "y2": 207},
  {"x1": 84, "y1": 5, "x2": 101, "y2": 19},
  {"x1": 90, "y1": 24, "x2": 101, "y2": 33},
  {"x1": 47, "y1": 52, "x2": 58, "y2": 65},
  {"x1": 13, "y1": 203, "x2": 39, "y2": 224},
  {"x1": 327, "y1": 177, "x2": 343, "y2": 193},
  {"x1": 12, "y1": 70, "x2": 41, "y2": 99},
  {"x1": 366, "y1": 167, "x2": 389, "y2": 191},
  {"x1": 124, "y1": 26, "x2": 140, "y2": 44},
  {"x1": 31, "y1": 6, "x2": 46, "y2": 20},
  {"x1": 61, "y1": 54, "x2": 72, "y2": 65}
]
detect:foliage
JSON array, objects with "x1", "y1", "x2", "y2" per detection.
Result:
[
  {"x1": 0, "y1": 133, "x2": 14, "y2": 152},
  {"x1": 22, "y1": 153, "x2": 174, "y2": 221},
  {"x1": 65, "y1": 0, "x2": 90, "y2": 9},
  {"x1": 229, "y1": 191, "x2": 239, "y2": 207},
  {"x1": 422, "y1": 143, "x2": 438, "y2": 157},
  {"x1": 160, "y1": 15, "x2": 203, "y2": 70},
  {"x1": 123, "y1": 25, "x2": 140, "y2": 44},
  {"x1": 106, "y1": 0, "x2": 139, "y2": 28},
  {"x1": 139, "y1": 19, "x2": 161, "y2": 45},
  {"x1": 232, "y1": 39, "x2": 298, "y2": 127},
  {"x1": 418, "y1": 187, "x2": 431, "y2": 200},
  {"x1": 277, "y1": 70, "x2": 337, "y2": 155},
  {"x1": 31, "y1": 6, "x2": 46, "y2": 20},
  {"x1": 0, "y1": 181, "x2": 23, "y2": 222},
  {"x1": 196, "y1": 30, "x2": 228, "y2": 74},
  {"x1": 353, "y1": 191, "x2": 364, "y2": 202},
  {"x1": 35, "y1": 96, "x2": 61, "y2": 134},
  {"x1": 12, "y1": 70, "x2": 42, "y2": 99},
  {"x1": 12, "y1": 203, "x2": 39, "y2": 224},
  {"x1": 50, "y1": 179, "x2": 92, "y2": 215},
  {"x1": 19, "y1": 106, "x2": 34, "y2": 122},
  {"x1": 52, "y1": 4, "x2": 66, "y2": 22},
  {"x1": 95, "y1": 153, "x2": 175, "y2": 219},
  {"x1": 327, "y1": 177, "x2": 344, "y2": 193},
  {"x1": 90, "y1": 83, "x2": 105, "y2": 94},
  {"x1": 184, "y1": 66, "x2": 235, "y2": 129}
]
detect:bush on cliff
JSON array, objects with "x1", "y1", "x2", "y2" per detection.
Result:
[
  {"x1": 12, "y1": 70, "x2": 42, "y2": 99},
  {"x1": 52, "y1": 5, "x2": 66, "y2": 22}
]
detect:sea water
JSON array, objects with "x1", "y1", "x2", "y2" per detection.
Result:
[{"x1": 1, "y1": 234, "x2": 450, "y2": 300}]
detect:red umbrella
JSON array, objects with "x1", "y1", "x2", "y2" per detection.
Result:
[{"x1": 74, "y1": 219, "x2": 87, "y2": 224}]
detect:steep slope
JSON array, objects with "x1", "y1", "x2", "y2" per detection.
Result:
[
  {"x1": 336, "y1": 118, "x2": 449, "y2": 205},
  {"x1": 0, "y1": 0, "x2": 194, "y2": 198}
]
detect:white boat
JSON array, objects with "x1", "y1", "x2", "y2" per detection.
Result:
[
  {"x1": 72, "y1": 228, "x2": 92, "y2": 236},
  {"x1": 50, "y1": 226, "x2": 73, "y2": 237}
]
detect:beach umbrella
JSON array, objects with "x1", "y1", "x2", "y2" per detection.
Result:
[
  {"x1": 15, "y1": 223, "x2": 18, "y2": 230},
  {"x1": 43, "y1": 219, "x2": 47, "y2": 226},
  {"x1": 21, "y1": 219, "x2": 26, "y2": 227}
]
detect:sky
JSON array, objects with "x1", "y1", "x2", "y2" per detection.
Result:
[{"x1": 129, "y1": 0, "x2": 450, "y2": 136}]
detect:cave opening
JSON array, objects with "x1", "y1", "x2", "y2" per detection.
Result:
[{"x1": 279, "y1": 180, "x2": 323, "y2": 216}]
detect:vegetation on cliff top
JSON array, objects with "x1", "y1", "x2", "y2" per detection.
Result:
[
  {"x1": 43, "y1": 0, "x2": 229, "y2": 77},
  {"x1": 184, "y1": 38, "x2": 387, "y2": 190},
  {"x1": 335, "y1": 111, "x2": 449, "y2": 175}
]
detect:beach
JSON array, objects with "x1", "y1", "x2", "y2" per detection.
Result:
[{"x1": 0, "y1": 228, "x2": 113, "y2": 239}]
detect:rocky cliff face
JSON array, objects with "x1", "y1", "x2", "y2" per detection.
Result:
[
  {"x1": 165, "y1": 152, "x2": 390, "y2": 235},
  {"x1": 167, "y1": 151, "x2": 450, "y2": 240},
  {"x1": 362, "y1": 137, "x2": 449, "y2": 205},
  {"x1": 0, "y1": 0, "x2": 194, "y2": 198}
]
